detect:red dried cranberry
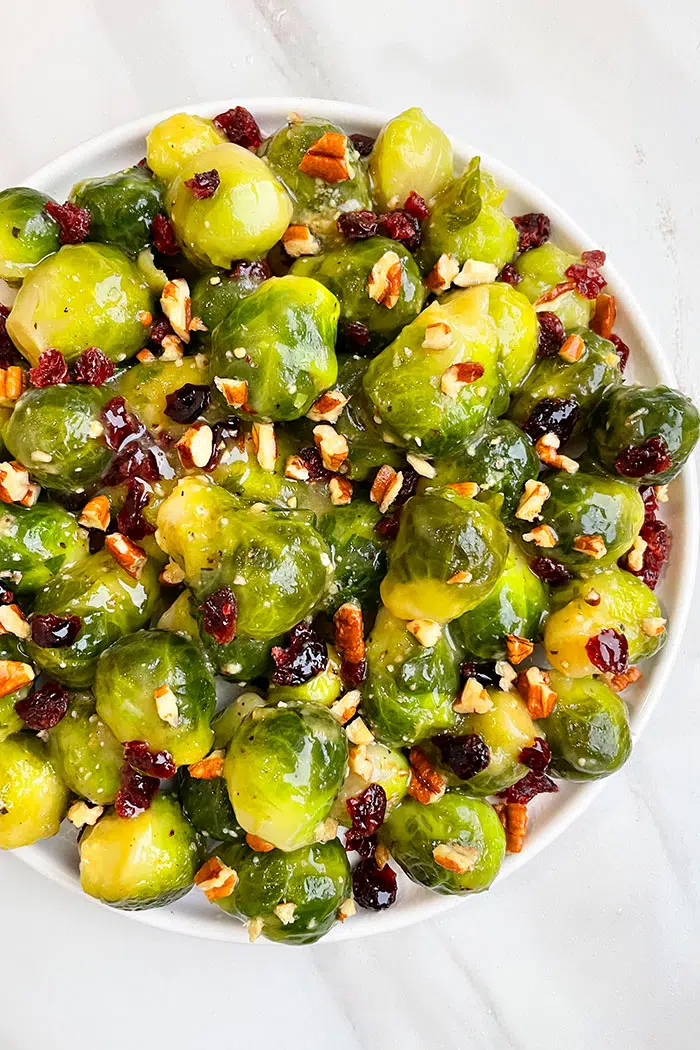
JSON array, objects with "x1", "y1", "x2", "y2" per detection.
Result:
[
  {"x1": 352, "y1": 858, "x2": 398, "y2": 910},
  {"x1": 45, "y1": 200, "x2": 91, "y2": 245},
  {"x1": 116, "y1": 478, "x2": 156, "y2": 540},
  {"x1": 15, "y1": 682, "x2": 69, "y2": 730},
  {"x1": 213, "y1": 107, "x2": 262, "y2": 150},
  {"x1": 101, "y1": 396, "x2": 143, "y2": 450},
  {"x1": 523, "y1": 396, "x2": 580, "y2": 444},
  {"x1": 337, "y1": 210, "x2": 378, "y2": 240},
  {"x1": 621, "y1": 518, "x2": 670, "y2": 590},
  {"x1": 341, "y1": 657, "x2": 367, "y2": 688},
  {"x1": 498, "y1": 770, "x2": 558, "y2": 804},
  {"x1": 564, "y1": 263, "x2": 607, "y2": 299},
  {"x1": 339, "y1": 321, "x2": 371, "y2": 350},
  {"x1": 123, "y1": 740, "x2": 176, "y2": 780},
  {"x1": 519, "y1": 737, "x2": 551, "y2": 772},
  {"x1": 30, "y1": 613, "x2": 81, "y2": 648},
  {"x1": 513, "y1": 213, "x2": 550, "y2": 251},
  {"x1": 150, "y1": 316, "x2": 174, "y2": 346},
  {"x1": 151, "y1": 214, "x2": 180, "y2": 256},
  {"x1": 184, "y1": 169, "x2": 220, "y2": 199},
  {"x1": 640, "y1": 486, "x2": 658, "y2": 522},
  {"x1": 394, "y1": 467, "x2": 420, "y2": 508},
  {"x1": 0, "y1": 305, "x2": 19, "y2": 369},
  {"x1": 29, "y1": 349, "x2": 70, "y2": 387},
  {"x1": 582, "y1": 249, "x2": 606, "y2": 269},
  {"x1": 375, "y1": 512, "x2": 401, "y2": 541},
  {"x1": 115, "y1": 763, "x2": 159, "y2": 818},
  {"x1": 349, "y1": 133, "x2": 375, "y2": 157},
  {"x1": 73, "y1": 346, "x2": 115, "y2": 386},
  {"x1": 498, "y1": 263, "x2": 523, "y2": 286},
  {"x1": 345, "y1": 830, "x2": 378, "y2": 859},
  {"x1": 103, "y1": 442, "x2": 160, "y2": 485},
  {"x1": 346, "y1": 784, "x2": 387, "y2": 836},
  {"x1": 536, "y1": 311, "x2": 566, "y2": 358},
  {"x1": 88, "y1": 529, "x2": 106, "y2": 554},
  {"x1": 609, "y1": 333, "x2": 630, "y2": 372},
  {"x1": 585, "y1": 628, "x2": 629, "y2": 674},
  {"x1": 460, "y1": 660, "x2": 501, "y2": 689},
  {"x1": 297, "y1": 446, "x2": 335, "y2": 483},
  {"x1": 165, "y1": 383, "x2": 211, "y2": 424},
  {"x1": 403, "y1": 191, "x2": 430, "y2": 221},
  {"x1": 199, "y1": 587, "x2": 237, "y2": 645},
  {"x1": 377, "y1": 210, "x2": 421, "y2": 251},
  {"x1": 614, "y1": 436, "x2": 671, "y2": 478},
  {"x1": 271, "y1": 621, "x2": 328, "y2": 685},
  {"x1": 529, "y1": 556, "x2": 573, "y2": 584},
  {"x1": 432, "y1": 732, "x2": 490, "y2": 780}
]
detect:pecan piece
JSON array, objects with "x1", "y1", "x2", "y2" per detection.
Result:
[
  {"x1": 0, "y1": 659, "x2": 35, "y2": 698},
  {"x1": 408, "y1": 746, "x2": 447, "y2": 805},
  {"x1": 0, "y1": 366, "x2": 27, "y2": 406},
  {"x1": 214, "y1": 377, "x2": 248, "y2": 408},
  {"x1": 426, "y1": 253, "x2": 459, "y2": 293},
  {"x1": 298, "y1": 132, "x2": 352, "y2": 183},
  {"x1": 188, "y1": 749, "x2": 226, "y2": 779},
  {"x1": 505, "y1": 634, "x2": 534, "y2": 665},
  {"x1": 453, "y1": 677, "x2": 493, "y2": 714},
  {"x1": 160, "y1": 278, "x2": 192, "y2": 342},
  {"x1": 251, "y1": 422, "x2": 277, "y2": 473},
  {"x1": 153, "y1": 683, "x2": 179, "y2": 727},
  {"x1": 558, "y1": 333, "x2": 585, "y2": 363},
  {"x1": 176, "y1": 421, "x2": 214, "y2": 470},
  {"x1": 515, "y1": 479, "x2": 550, "y2": 521},
  {"x1": 535, "y1": 432, "x2": 579, "y2": 474},
  {"x1": 495, "y1": 802, "x2": 528, "y2": 853},
  {"x1": 312, "y1": 424, "x2": 348, "y2": 471},
  {"x1": 573, "y1": 534, "x2": 607, "y2": 559},
  {"x1": 0, "y1": 461, "x2": 40, "y2": 507},
  {"x1": 607, "y1": 666, "x2": 642, "y2": 692},
  {"x1": 333, "y1": 602, "x2": 366, "y2": 666},
  {"x1": 367, "y1": 250, "x2": 402, "y2": 309},
  {"x1": 422, "y1": 321, "x2": 453, "y2": 350},
  {"x1": 453, "y1": 259, "x2": 499, "y2": 287},
  {"x1": 522, "y1": 524, "x2": 558, "y2": 548},
  {"x1": 432, "y1": 842, "x2": 480, "y2": 873},
  {"x1": 246, "y1": 833, "x2": 275, "y2": 852},
  {"x1": 329, "y1": 476, "x2": 353, "y2": 505},
  {"x1": 282, "y1": 224, "x2": 321, "y2": 257},
  {"x1": 78, "y1": 494, "x2": 110, "y2": 531},
  {"x1": 369, "y1": 464, "x2": 403, "y2": 513},
  {"x1": 590, "y1": 293, "x2": 617, "y2": 339},
  {"x1": 516, "y1": 666, "x2": 557, "y2": 719},
  {"x1": 194, "y1": 856, "x2": 238, "y2": 901},
  {"x1": 306, "y1": 389, "x2": 349, "y2": 424},
  {"x1": 406, "y1": 619, "x2": 442, "y2": 648},
  {"x1": 67, "y1": 800, "x2": 104, "y2": 828},
  {"x1": 105, "y1": 532, "x2": 147, "y2": 579},
  {"x1": 440, "y1": 361, "x2": 485, "y2": 399}
]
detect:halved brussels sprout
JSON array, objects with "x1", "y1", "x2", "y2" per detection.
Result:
[
  {"x1": 0, "y1": 635, "x2": 30, "y2": 742},
  {"x1": 514, "y1": 243, "x2": 593, "y2": 328},
  {"x1": 113, "y1": 355, "x2": 208, "y2": 437},
  {"x1": 146, "y1": 112, "x2": 225, "y2": 184},
  {"x1": 332, "y1": 742, "x2": 410, "y2": 825},
  {"x1": 79, "y1": 795, "x2": 202, "y2": 909},
  {"x1": 369, "y1": 107, "x2": 454, "y2": 210},
  {"x1": 177, "y1": 767, "x2": 244, "y2": 843},
  {"x1": 47, "y1": 692, "x2": 122, "y2": 804},
  {"x1": 70, "y1": 166, "x2": 164, "y2": 256},
  {"x1": 485, "y1": 282, "x2": 538, "y2": 389},
  {"x1": 380, "y1": 791, "x2": 506, "y2": 894},
  {"x1": 0, "y1": 187, "x2": 60, "y2": 281},
  {"x1": 224, "y1": 702, "x2": 348, "y2": 852},
  {"x1": 190, "y1": 264, "x2": 269, "y2": 341},
  {"x1": 542, "y1": 671, "x2": 631, "y2": 780},
  {"x1": 268, "y1": 646, "x2": 342, "y2": 706},
  {"x1": 0, "y1": 734, "x2": 69, "y2": 848},
  {"x1": 0, "y1": 501, "x2": 89, "y2": 594},
  {"x1": 317, "y1": 500, "x2": 387, "y2": 615}
]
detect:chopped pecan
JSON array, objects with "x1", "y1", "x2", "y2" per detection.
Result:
[
  {"x1": 312, "y1": 424, "x2": 348, "y2": 471},
  {"x1": 246, "y1": 833, "x2": 275, "y2": 852},
  {"x1": 505, "y1": 634, "x2": 534, "y2": 665},
  {"x1": 495, "y1": 801, "x2": 528, "y2": 853},
  {"x1": 447, "y1": 570, "x2": 472, "y2": 584},
  {"x1": 453, "y1": 677, "x2": 493, "y2": 714},
  {"x1": 153, "y1": 683, "x2": 179, "y2": 727},
  {"x1": 176, "y1": 421, "x2": 214, "y2": 470},
  {"x1": 160, "y1": 334, "x2": 184, "y2": 361},
  {"x1": 247, "y1": 917, "x2": 264, "y2": 942},
  {"x1": 214, "y1": 376, "x2": 248, "y2": 408},
  {"x1": 298, "y1": 132, "x2": 352, "y2": 183},
  {"x1": 194, "y1": 856, "x2": 238, "y2": 901},
  {"x1": 522, "y1": 524, "x2": 558, "y2": 548},
  {"x1": 284, "y1": 454, "x2": 310, "y2": 482},
  {"x1": 160, "y1": 278, "x2": 191, "y2": 342},
  {"x1": 0, "y1": 366, "x2": 27, "y2": 406},
  {"x1": 405, "y1": 453, "x2": 436, "y2": 478},
  {"x1": 374, "y1": 843, "x2": 391, "y2": 870},
  {"x1": 495, "y1": 659, "x2": 517, "y2": 692},
  {"x1": 345, "y1": 717, "x2": 374, "y2": 747},
  {"x1": 534, "y1": 279, "x2": 576, "y2": 306},
  {"x1": 307, "y1": 389, "x2": 349, "y2": 424},
  {"x1": 273, "y1": 902, "x2": 296, "y2": 925},
  {"x1": 251, "y1": 422, "x2": 277, "y2": 473},
  {"x1": 654, "y1": 483, "x2": 669, "y2": 503},
  {"x1": 626, "y1": 536, "x2": 647, "y2": 572},
  {"x1": 590, "y1": 293, "x2": 617, "y2": 339},
  {"x1": 67, "y1": 800, "x2": 103, "y2": 828},
  {"x1": 0, "y1": 603, "x2": 30, "y2": 640},
  {"x1": 573, "y1": 534, "x2": 607, "y2": 559},
  {"x1": 447, "y1": 481, "x2": 480, "y2": 499},
  {"x1": 329, "y1": 689, "x2": 361, "y2": 725},
  {"x1": 136, "y1": 348, "x2": 156, "y2": 364},
  {"x1": 535, "y1": 432, "x2": 579, "y2": 474},
  {"x1": 333, "y1": 602, "x2": 366, "y2": 666},
  {"x1": 188, "y1": 749, "x2": 226, "y2": 779},
  {"x1": 160, "y1": 560, "x2": 185, "y2": 585},
  {"x1": 369, "y1": 464, "x2": 403, "y2": 513},
  {"x1": 516, "y1": 666, "x2": 557, "y2": 719},
  {"x1": 641, "y1": 616, "x2": 666, "y2": 637},
  {"x1": 337, "y1": 898, "x2": 357, "y2": 922},
  {"x1": 408, "y1": 746, "x2": 447, "y2": 805},
  {"x1": 453, "y1": 259, "x2": 499, "y2": 287},
  {"x1": 426, "y1": 253, "x2": 460, "y2": 293},
  {"x1": 367, "y1": 250, "x2": 402, "y2": 309},
  {"x1": 329, "y1": 476, "x2": 353, "y2": 505},
  {"x1": 515, "y1": 479, "x2": 550, "y2": 521},
  {"x1": 105, "y1": 533, "x2": 148, "y2": 579},
  {"x1": 348, "y1": 744, "x2": 374, "y2": 780},
  {"x1": 78, "y1": 494, "x2": 110, "y2": 531},
  {"x1": 607, "y1": 666, "x2": 642, "y2": 692},
  {"x1": 282, "y1": 224, "x2": 321, "y2": 257},
  {"x1": 0, "y1": 659, "x2": 35, "y2": 698},
  {"x1": 440, "y1": 361, "x2": 485, "y2": 399},
  {"x1": 406, "y1": 619, "x2": 442, "y2": 648},
  {"x1": 422, "y1": 321, "x2": 453, "y2": 350},
  {"x1": 313, "y1": 816, "x2": 339, "y2": 842},
  {"x1": 432, "y1": 842, "x2": 480, "y2": 873},
  {"x1": 558, "y1": 333, "x2": 585, "y2": 362},
  {"x1": 0, "y1": 461, "x2": 40, "y2": 507},
  {"x1": 584, "y1": 588, "x2": 601, "y2": 606}
]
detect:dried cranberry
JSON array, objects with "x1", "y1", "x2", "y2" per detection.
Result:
[
  {"x1": 151, "y1": 214, "x2": 180, "y2": 256},
  {"x1": 184, "y1": 169, "x2": 220, "y2": 199},
  {"x1": 432, "y1": 732, "x2": 490, "y2": 781},
  {"x1": 394, "y1": 467, "x2": 420, "y2": 508},
  {"x1": 297, "y1": 446, "x2": 335, "y2": 483},
  {"x1": 564, "y1": 263, "x2": 607, "y2": 299},
  {"x1": 498, "y1": 263, "x2": 523, "y2": 286},
  {"x1": 403, "y1": 191, "x2": 430, "y2": 221},
  {"x1": 45, "y1": 200, "x2": 90, "y2": 244},
  {"x1": 523, "y1": 396, "x2": 580, "y2": 444},
  {"x1": 346, "y1": 784, "x2": 387, "y2": 836},
  {"x1": 339, "y1": 321, "x2": 371, "y2": 350},
  {"x1": 88, "y1": 529, "x2": 106, "y2": 554},
  {"x1": 103, "y1": 442, "x2": 160, "y2": 485},
  {"x1": 0, "y1": 581, "x2": 15, "y2": 605},
  {"x1": 622, "y1": 518, "x2": 670, "y2": 590},
  {"x1": 15, "y1": 681, "x2": 69, "y2": 730},
  {"x1": 30, "y1": 613, "x2": 81, "y2": 648},
  {"x1": 341, "y1": 657, "x2": 367, "y2": 688},
  {"x1": 213, "y1": 107, "x2": 262, "y2": 150},
  {"x1": 536, "y1": 311, "x2": 566, "y2": 358},
  {"x1": 529, "y1": 556, "x2": 573, "y2": 584},
  {"x1": 0, "y1": 305, "x2": 19, "y2": 369},
  {"x1": 585, "y1": 628, "x2": 629, "y2": 674},
  {"x1": 115, "y1": 763, "x2": 159, "y2": 818},
  {"x1": 345, "y1": 830, "x2": 378, "y2": 859},
  {"x1": 229, "y1": 259, "x2": 272, "y2": 282},
  {"x1": 519, "y1": 737, "x2": 551, "y2": 772},
  {"x1": 377, "y1": 210, "x2": 421, "y2": 251},
  {"x1": 582, "y1": 249, "x2": 606, "y2": 269},
  {"x1": 199, "y1": 587, "x2": 237, "y2": 644},
  {"x1": 609, "y1": 333, "x2": 630, "y2": 372},
  {"x1": 165, "y1": 383, "x2": 211, "y2": 424},
  {"x1": 460, "y1": 660, "x2": 501, "y2": 689},
  {"x1": 352, "y1": 858, "x2": 398, "y2": 910},
  {"x1": 207, "y1": 418, "x2": 242, "y2": 470},
  {"x1": 513, "y1": 213, "x2": 550, "y2": 252},
  {"x1": 349, "y1": 133, "x2": 375, "y2": 157},
  {"x1": 337, "y1": 210, "x2": 378, "y2": 240},
  {"x1": 29, "y1": 349, "x2": 70, "y2": 387},
  {"x1": 271, "y1": 621, "x2": 328, "y2": 685},
  {"x1": 116, "y1": 478, "x2": 156, "y2": 540},
  {"x1": 614, "y1": 436, "x2": 671, "y2": 478},
  {"x1": 73, "y1": 346, "x2": 115, "y2": 386},
  {"x1": 101, "y1": 396, "x2": 143, "y2": 450},
  {"x1": 123, "y1": 740, "x2": 176, "y2": 780},
  {"x1": 640, "y1": 486, "x2": 658, "y2": 522},
  {"x1": 149, "y1": 316, "x2": 174, "y2": 346},
  {"x1": 498, "y1": 770, "x2": 558, "y2": 805},
  {"x1": 375, "y1": 513, "x2": 401, "y2": 540}
]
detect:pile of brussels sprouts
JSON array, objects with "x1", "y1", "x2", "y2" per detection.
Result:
[{"x1": 0, "y1": 104, "x2": 697, "y2": 946}]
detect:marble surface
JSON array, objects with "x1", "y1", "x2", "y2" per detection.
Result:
[{"x1": 1, "y1": 2, "x2": 699, "y2": 1048}]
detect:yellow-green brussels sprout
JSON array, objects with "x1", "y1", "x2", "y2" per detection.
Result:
[
  {"x1": 381, "y1": 491, "x2": 508, "y2": 622},
  {"x1": 167, "y1": 143, "x2": 292, "y2": 268},
  {"x1": 380, "y1": 791, "x2": 506, "y2": 894},
  {"x1": 136, "y1": 246, "x2": 168, "y2": 295},
  {"x1": 26, "y1": 549, "x2": 160, "y2": 687},
  {"x1": 0, "y1": 187, "x2": 60, "y2": 281},
  {"x1": 542, "y1": 671, "x2": 631, "y2": 780},
  {"x1": 485, "y1": 282, "x2": 538, "y2": 389},
  {"x1": 79, "y1": 795, "x2": 202, "y2": 909},
  {"x1": 146, "y1": 112, "x2": 226, "y2": 184},
  {"x1": 268, "y1": 646, "x2": 342, "y2": 706},
  {"x1": 332, "y1": 743, "x2": 410, "y2": 825},
  {"x1": 211, "y1": 425, "x2": 309, "y2": 509},
  {"x1": 325, "y1": 354, "x2": 404, "y2": 481},
  {"x1": 70, "y1": 166, "x2": 164, "y2": 256},
  {"x1": 47, "y1": 692, "x2": 122, "y2": 803},
  {"x1": 544, "y1": 566, "x2": 665, "y2": 677},
  {"x1": 190, "y1": 262, "x2": 270, "y2": 343},
  {"x1": 94, "y1": 629, "x2": 215, "y2": 766},
  {"x1": 0, "y1": 501, "x2": 89, "y2": 594},
  {"x1": 4, "y1": 385, "x2": 112, "y2": 494},
  {"x1": 224, "y1": 702, "x2": 348, "y2": 852},
  {"x1": 177, "y1": 766, "x2": 244, "y2": 843},
  {"x1": 209, "y1": 275, "x2": 338, "y2": 421},
  {"x1": 317, "y1": 500, "x2": 388, "y2": 614},
  {"x1": 0, "y1": 734, "x2": 69, "y2": 848},
  {"x1": 113, "y1": 355, "x2": 208, "y2": 438},
  {"x1": 0, "y1": 636, "x2": 31, "y2": 742},
  {"x1": 514, "y1": 243, "x2": 593, "y2": 327},
  {"x1": 369, "y1": 107, "x2": 454, "y2": 210},
  {"x1": 362, "y1": 606, "x2": 462, "y2": 747},
  {"x1": 212, "y1": 838, "x2": 351, "y2": 945},
  {"x1": 212, "y1": 692, "x2": 266, "y2": 748}
]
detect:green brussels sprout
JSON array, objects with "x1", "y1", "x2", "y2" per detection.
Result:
[
  {"x1": 0, "y1": 500, "x2": 89, "y2": 594},
  {"x1": 177, "y1": 766, "x2": 244, "y2": 842},
  {"x1": 212, "y1": 692, "x2": 266, "y2": 748},
  {"x1": 542, "y1": 671, "x2": 631, "y2": 780},
  {"x1": 362, "y1": 606, "x2": 462, "y2": 747},
  {"x1": 167, "y1": 143, "x2": 292, "y2": 268},
  {"x1": 7, "y1": 243, "x2": 154, "y2": 366},
  {"x1": 211, "y1": 425, "x2": 312, "y2": 510},
  {"x1": 453, "y1": 542, "x2": 548, "y2": 660},
  {"x1": 544, "y1": 566, "x2": 665, "y2": 677},
  {"x1": 589, "y1": 384, "x2": 700, "y2": 484},
  {"x1": 46, "y1": 692, "x2": 122, "y2": 804},
  {"x1": 4, "y1": 385, "x2": 112, "y2": 494},
  {"x1": 0, "y1": 187, "x2": 60, "y2": 281},
  {"x1": 317, "y1": 500, "x2": 387, "y2": 614},
  {"x1": 224, "y1": 702, "x2": 347, "y2": 852},
  {"x1": 190, "y1": 265, "x2": 270, "y2": 343},
  {"x1": 113, "y1": 355, "x2": 208, "y2": 437},
  {"x1": 332, "y1": 742, "x2": 410, "y2": 825},
  {"x1": 380, "y1": 791, "x2": 506, "y2": 894},
  {"x1": 381, "y1": 491, "x2": 509, "y2": 622},
  {"x1": 0, "y1": 734, "x2": 69, "y2": 848},
  {"x1": 26, "y1": 548, "x2": 160, "y2": 687},
  {"x1": 291, "y1": 237, "x2": 426, "y2": 350},
  {"x1": 268, "y1": 646, "x2": 342, "y2": 706},
  {"x1": 146, "y1": 112, "x2": 226, "y2": 184},
  {"x1": 94, "y1": 629, "x2": 216, "y2": 766},
  {"x1": 260, "y1": 118, "x2": 370, "y2": 241},
  {"x1": 79, "y1": 795, "x2": 202, "y2": 909},
  {"x1": 212, "y1": 838, "x2": 351, "y2": 945},
  {"x1": 136, "y1": 247, "x2": 169, "y2": 295},
  {"x1": 156, "y1": 589, "x2": 201, "y2": 641},
  {"x1": 485, "y1": 282, "x2": 538, "y2": 389},
  {"x1": 326, "y1": 354, "x2": 404, "y2": 481},
  {"x1": 0, "y1": 635, "x2": 31, "y2": 742},
  {"x1": 518, "y1": 471, "x2": 645, "y2": 573},
  {"x1": 209, "y1": 275, "x2": 338, "y2": 421},
  {"x1": 70, "y1": 166, "x2": 164, "y2": 256},
  {"x1": 363, "y1": 286, "x2": 501, "y2": 457},
  {"x1": 513, "y1": 243, "x2": 594, "y2": 328},
  {"x1": 369, "y1": 107, "x2": 454, "y2": 210}
]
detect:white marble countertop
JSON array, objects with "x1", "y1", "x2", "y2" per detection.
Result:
[{"x1": 1, "y1": 2, "x2": 699, "y2": 1047}]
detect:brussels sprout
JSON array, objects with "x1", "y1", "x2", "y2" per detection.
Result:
[
  {"x1": 26, "y1": 548, "x2": 160, "y2": 687},
  {"x1": 542, "y1": 671, "x2": 631, "y2": 780},
  {"x1": 224, "y1": 702, "x2": 347, "y2": 852},
  {"x1": 381, "y1": 491, "x2": 508, "y2": 622},
  {"x1": 136, "y1": 247, "x2": 169, "y2": 295},
  {"x1": 260, "y1": 118, "x2": 370, "y2": 241},
  {"x1": 177, "y1": 767, "x2": 244, "y2": 842},
  {"x1": 70, "y1": 166, "x2": 164, "y2": 256},
  {"x1": 268, "y1": 646, "x2": 342, "y2": 706},
  {"x1": 362, "y1": 606, "x2": 462, "y2": 747},
  {"x1": 363, "y1": 286, "x2": 501, "y2": 458},
  {"x1": 0, "y1": 734, "x2": 69, "y2": 848},
  {"x1": 212, "y1": 692, "x2": 266, "y2": 748},
  {"x1": 317, "y1": 500, "x2": 387, "y2": 614},
  {"x1": 47, "y1": 692, "x2": 122, "y2": 803},
  {"x1": 517, "y1": 471, "x2": 645, "y2": 573},
  {"x1": 326, "y1": 354, "x2": 404, "y2": 481},
  {"x1": 212, "y1": 838, "x2": 351, "y2": 945},
  {"x1": 0, "y1": 187, "x2": 60, "y2": 281},
  {"x1": 0, "y1": 501, "x2": 89, "y2": 594},
  {"x1": 190, "y1": 265, "x2": 269, "y2": 342},
  {"x1": 7, "y1": 243, "x2": 154, "y2": 366},
  {"x1": 113, "y1": 355, "x2": 208, "y2": 437},
  {"x1": 94, "y1": 629, "x2": 216, "y2": 766},
  {"x1": 79, "y1": 795, "x2": 202, "y2": 909},
  {"x1": 146, "y1": 112, "x2": 225, "y2": 184},
  {"x1": 544, "y1": 566, "x2": 665, "y2": 677},
  {"x1": 167, "y1": 143, "x2": 292, "y2": 268},
  {"x1": 589, "y1": 384, "x2": 700, "y2": 484},
  {"x1": 514, "y1": 243, "x2": 593, "y2": 328},
  {"x1": 0, "y1": 635, "x2": 31, "y2": 742},
  {"x1": 332, "y1": 743, "x2": 410, "y2": 825},
  {"x1": 4, "y1": 385, "x2": 112, "y2": 494},
  {"x1": 380, "y1": 791, "x2": 506, "y2": 894},
  {"x1": 369, "y1": 107, "x2": 454, "y2": 210},
  {"x1": 453, "y1": 542, "x2": 548, "y2": 660},
  {"x1": 292, "y1": 237, "x2": 426, "y2": 351},
  {"x1": 485, "y1": 282, "x2": 538, "y2": 389},
  {"x1": 209, "y1": 275, "x2": 338, "y2": 421}
]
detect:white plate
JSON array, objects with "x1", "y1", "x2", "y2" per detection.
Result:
[{"x1": 11, "y1": 97, "x2": 699, "y2": 944}]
